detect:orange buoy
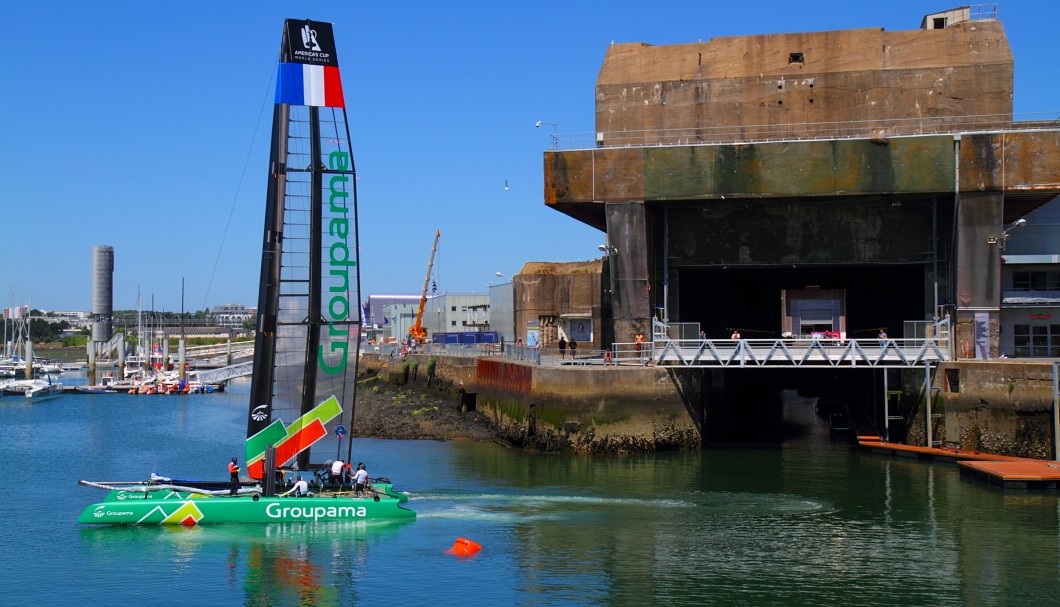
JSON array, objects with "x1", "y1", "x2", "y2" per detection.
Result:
[{"x1": 445, "y1": 537, "x2": 482, "y2": 556}]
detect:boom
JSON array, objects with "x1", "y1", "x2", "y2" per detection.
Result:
[{"x1": 409, "y1": 229, "x2": 440, "y2": 341}]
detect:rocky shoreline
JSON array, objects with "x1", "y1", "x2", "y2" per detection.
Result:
[{"x1": 352, "y1": 372, "x2": 497, "y2": 443}]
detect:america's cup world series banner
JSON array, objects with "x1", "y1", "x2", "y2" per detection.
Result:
[{"x1": 276, "y1": 19, "x2": 345, "y2": 108}]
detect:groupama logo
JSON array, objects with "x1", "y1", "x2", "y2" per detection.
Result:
[{"x1": 318, "y1": 150, "x2": 353, "y2": 376}]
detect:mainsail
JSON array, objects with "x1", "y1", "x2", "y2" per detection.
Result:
[{"x1": 246, "y1": 19, "x2": 360, "y2": 483}]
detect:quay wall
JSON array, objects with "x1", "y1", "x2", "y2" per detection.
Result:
[
  {"x1": 359, "y1": 353, "x2": 698, "y2": 453},
  {"x1": 907, "y1": 361, "x2": 1060, "y2": 459},
  {"x1": 360, "y1": 353, "x2": 1058, "y2": 457}
]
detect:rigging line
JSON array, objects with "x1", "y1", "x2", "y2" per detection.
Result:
[{"x1": 200, "y1": 62, "x2": 277, "y2": 311}]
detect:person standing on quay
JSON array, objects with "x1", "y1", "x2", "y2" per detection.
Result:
[
  {"x1": 558, "y1": 336, "x2": 567, "y2": 359},
  {"x1": 568, "y1": 338, "x2": 577, "y2": 360},
  {"x1": 228, "y1": 457, "x2": 241, "y2": 496}
]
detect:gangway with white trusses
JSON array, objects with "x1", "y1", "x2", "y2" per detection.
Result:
[
  {"x1": 182, "y1": 342, "x2": 255, "y2": 359},
  {"x1": 196, "y1": 361, "x2": 254, "y2": 385},
  {"x1": 640, "y1": 316, "x2": 951, "y2": 369}
]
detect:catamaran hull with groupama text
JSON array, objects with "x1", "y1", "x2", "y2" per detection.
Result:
[{"x1": 78, "y1": 483, "x2": 414, "y2": 525}]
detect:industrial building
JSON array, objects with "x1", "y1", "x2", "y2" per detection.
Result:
[{"x1": 537, "y1": 5, "x2": 1058, "y2": 361}]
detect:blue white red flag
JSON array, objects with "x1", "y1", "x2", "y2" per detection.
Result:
[{"x1": 276, "y1": 63, "x2": 345, "y2": 108}]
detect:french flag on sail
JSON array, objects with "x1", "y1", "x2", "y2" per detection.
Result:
[{"x1": 276, "y1": 62, "x2": 345, "y2": 108}]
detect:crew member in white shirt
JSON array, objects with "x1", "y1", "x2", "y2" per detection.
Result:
[
  {"x1": 330, "y1": 459, "x2": 347, "y2": 486},
  {"x1": 353, "y1": 463, "x2": 368, "y2": 496},
  {"x1": 282, "y1": 475, "x2": 309, "y2": 497}
]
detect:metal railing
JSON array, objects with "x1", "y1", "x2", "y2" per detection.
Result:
[
  {"x1": 550, "y1": 113, "x2": 1060, "y2": 151},
  {"x1": 969, "y1": 3, "x2": 999, "y2": 21},
  {"x1": 365, "y1": 317, "x2": 950, "y2": 369},
  {"x1": 643, "y1": 316, "x2": 951, "y2": 368},
  {"x1": 196, "y1": 361, "x2": 254, "y2": 384}
]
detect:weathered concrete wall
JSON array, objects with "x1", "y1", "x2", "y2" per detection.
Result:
[
  {"x1": 360, "y1": 352, "x2": 699, "y2": 454},
  {"x1": 513, "y1": 260, "x2": 607, "y2": 351},
  {"x1": 906, "y1": 361, "x2": 1058, "y2": 458},
  {"x1": 476, "y1": 359, "x2": 699, "y2": 453},
  {"x1": 596, "y1": 21, "x2": 1011, "y2": 140},
  {"x1": 959, "y1": 131, "x2": 1060, "y2": 195}
]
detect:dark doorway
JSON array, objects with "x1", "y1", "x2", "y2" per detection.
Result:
[{"x1": 678, "y1": 265, "x2": 926, "y2": 341}]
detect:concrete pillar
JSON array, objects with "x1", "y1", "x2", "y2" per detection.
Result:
[
  {"x1": 87, "y1": 341, "x2": 96, "y2": 385},
  {"x1": 604, "y1": 202, "x2": 653, "y2": 342},
  {"x1": 954, "y1": 190, "x2": 1003, "y2": 359},
  {"x1": 117, "y1": 334, "x2": 126, "y2": 381}
]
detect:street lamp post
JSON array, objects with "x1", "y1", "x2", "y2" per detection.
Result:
[{"x1": 535, "y1": 121, "x2": 559, "y2": 150}]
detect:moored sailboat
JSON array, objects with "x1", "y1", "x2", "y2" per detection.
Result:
[{"x1": 78, "y1": 19, "x2": 413, "y2": 525}]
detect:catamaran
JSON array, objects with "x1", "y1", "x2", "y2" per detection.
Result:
[{"x1": 78, "y1": 19, "x2": 414, "y2": 525}]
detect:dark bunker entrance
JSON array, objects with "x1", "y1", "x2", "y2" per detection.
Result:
[{"x1": 677, "y1": 265, "x2": 927, "y2": 444}]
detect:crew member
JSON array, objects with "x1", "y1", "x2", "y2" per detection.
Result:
[
  {"x1": 330, "y1": 459, "x2": 347, "y2": 486},
  {"x1": 282, "y1": 475, "x2": 310, "y2": 497},
  {"x1": 228, "y1": 457, "x2": 240, "y2": 496},
  {"x1": 353, "y1": 463, "x2": 368, "y2": 497}
]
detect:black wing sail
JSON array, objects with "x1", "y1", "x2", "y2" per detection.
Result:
[{"x1": 246, "y1": 19, "x2": 360, "y2": 481}]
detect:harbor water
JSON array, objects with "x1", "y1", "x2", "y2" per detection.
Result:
[{"x1": 2, "y1": 376, "x2": 1059, "y2": 606}]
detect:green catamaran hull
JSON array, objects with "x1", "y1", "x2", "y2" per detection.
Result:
[{"x1": 78, "y1": 484, "x2": 414, "y2": 525}]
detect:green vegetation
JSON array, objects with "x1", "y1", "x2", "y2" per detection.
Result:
[
  {"x1": 61, "y1": 335, "x2": 88, "y2": 348},
  {"x1": 24, "y1": 315, "x2": 71, "y2": 343}
]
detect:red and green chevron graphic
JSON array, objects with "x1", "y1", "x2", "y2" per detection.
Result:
[{"x1": 245, "y1": 396, "x2": 342, "y2": 479}]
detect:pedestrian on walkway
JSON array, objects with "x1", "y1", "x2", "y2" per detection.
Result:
[{"x1": 558, "y1": 336, "x2": 567, "y2": 359}]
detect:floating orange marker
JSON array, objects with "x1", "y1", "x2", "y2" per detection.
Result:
[{"x1": 446, "y1": 537, "x2": 482, "y2": 556}]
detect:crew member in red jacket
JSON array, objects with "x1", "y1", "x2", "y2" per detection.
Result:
[{"x1": 228, "y1": 457, "x2": 241, "y2": 495}]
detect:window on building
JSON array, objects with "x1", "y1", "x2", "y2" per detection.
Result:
[
  {"x1": 451, "y1": 306, "x2": 456, "y2": 312},
  {"x1": 1012, "y1": 271, "x2": 1060, "y2": 291},
  {"x1": 933, "y1": 17, "x2": 947, "y2": 29},
  {"x1": 451, "y1": 321, "x2": 456, "y2": 327},
  {"x1": 1012, "y1": 272, "x2": 1032, "y2": 290},
  {"x1": 788, "y1": 52, "x2": 803, "y2": 64},
  {"x1": 1013, "y1": 324, "x2": 1060, "y2": 357}
]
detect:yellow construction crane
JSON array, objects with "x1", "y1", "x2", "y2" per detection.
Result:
[{"x1": 409, "y1": 229, "x2": 440, "y2": 342}]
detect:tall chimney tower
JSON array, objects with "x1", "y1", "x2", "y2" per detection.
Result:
[{"x1": 91, "y1": 245, "x2": 114, "y2": 345}]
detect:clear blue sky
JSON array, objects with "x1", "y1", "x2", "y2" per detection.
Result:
[{"x1": 3, "y1": 1, "x2": 1055, "y2": 313}]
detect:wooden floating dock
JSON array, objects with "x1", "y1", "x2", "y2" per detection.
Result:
[
  {"x1": 956, "y1": 460, "x2": 1060, "y2": 490},
  {"x1": 858, "y1": 440, "x2": 1060, "y2": 490}
]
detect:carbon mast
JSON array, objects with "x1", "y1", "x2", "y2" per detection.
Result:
[{"x1": 246, "y1": 19, "x2": 361, "y2": 493}]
